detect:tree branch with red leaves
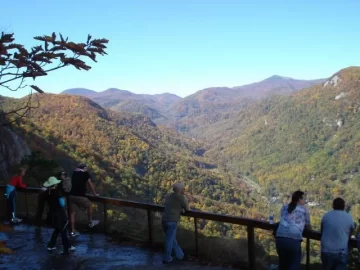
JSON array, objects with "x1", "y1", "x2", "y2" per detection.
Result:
[{"x1": 0, "y1": 32, "x2": 108, "y2": 126}]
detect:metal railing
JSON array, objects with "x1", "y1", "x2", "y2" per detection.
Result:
[{"x1": 1, "y1": 186, "x2": 358, "y2": 270}]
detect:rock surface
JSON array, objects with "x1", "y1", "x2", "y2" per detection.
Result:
[{"x1": 0, "y1": 224, "x2": 229, "y2": 270}]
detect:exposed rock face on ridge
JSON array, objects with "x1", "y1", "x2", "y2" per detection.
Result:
[
  {"x1": 0, "y1": 127, "x2": 31, "y2": 183},
  {"x1": 324, "y1": 75, "x2": 342, "y2": 87}
]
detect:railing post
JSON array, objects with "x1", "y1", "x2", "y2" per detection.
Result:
[
  {"x1": 66, "y1": 195, "x2": 71, "y2": 232},
  {"x1": 194, "y1": 217, "x2": 199, "y2": 258},
  {"x1": 103, "y1": 203, "x2": 107, "y2": 232},
  {"x1": 24, "y1": 189, "x2": 29, "y2": 219},
  {"x1": 306, "y1": 237, "x2": 310, "y2": 270},
  {"x1": 147, "y1": 209, "x2": 153, "y2": 245},
  {"x1": 247, "y1": 225, "x2": 256, "y2": 270},
  {"x1": 2, "y1": 186, "x2": 7, "y2": 219}
]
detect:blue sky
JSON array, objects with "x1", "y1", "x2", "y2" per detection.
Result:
[{"x1": 1, "y1": 0, "x2": 360, "y2": 98}]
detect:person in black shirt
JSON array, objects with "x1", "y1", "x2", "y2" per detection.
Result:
[
  {"x1": 43, "y1": 176, "x2": 75, "y2": 254},
  {"x1": 68, "y1": 164, "x2": 100, "y2": 237}
]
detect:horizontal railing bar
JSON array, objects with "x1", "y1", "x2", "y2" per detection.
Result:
[{"x1": 1, "y1": 185, "x2": 357, "y2": 247}]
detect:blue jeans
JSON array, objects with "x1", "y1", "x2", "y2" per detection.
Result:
[
  {"x1": 276, "y1": 237, "x2": 302, "y2": 270},
  {"x1": 162, "y1": 221, "x2": 184, "y2": 262},
  {"x1": 5, "y1": 185, "x2": 16, "y2": 220},
  {"x1": 321, "y1": 252, "x2": 347, "y2": 270}
]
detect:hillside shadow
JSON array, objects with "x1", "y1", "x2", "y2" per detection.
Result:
[{"x1": 10, "y1": 126, "x2": 117, "y2": 188}]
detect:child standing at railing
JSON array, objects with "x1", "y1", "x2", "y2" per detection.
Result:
[
  {"x1": 43, "y1": 176, "x2": 75, "y2": 255},
  {"x1": 5, "y1": 167, "x2": 27, "y2": 224}
]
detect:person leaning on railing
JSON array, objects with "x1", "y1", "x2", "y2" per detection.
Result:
[
  {"x1": 68, "y1": 164, "x2": 100, "y2": 237},
  {"x1": 275, "y1": 190, "x2": 312, "y2": 270},
  {"x1": 161, "y1": 182, "x2": 190, "y2": 264},
  {"x1": 5, "y1": 166, "x2": 28, "y2": 224},
  {"x1": 320, "y1": 197, "x2": 355, "y2": 269}
]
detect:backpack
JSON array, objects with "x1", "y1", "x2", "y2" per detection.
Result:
[{"x1": 61, "y1": 176, "x2": 72, "y2": 194}]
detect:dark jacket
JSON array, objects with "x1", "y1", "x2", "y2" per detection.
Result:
[{"x1": 45, "y1": 188, "x2": 68, "y2": 230}]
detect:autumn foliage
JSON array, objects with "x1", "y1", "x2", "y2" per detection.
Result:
[{"x1": 0, "y1": 32, "x2": 108, "y2": 125}]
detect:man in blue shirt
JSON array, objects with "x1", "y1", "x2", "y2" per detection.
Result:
[{"x1": 321, "y1": 197, "x2": 354, "y2": 270}]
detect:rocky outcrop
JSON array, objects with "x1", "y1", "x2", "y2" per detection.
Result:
[
  {"x1": 323, "y1": 75, "x2": 342, "y2": 87},
  {"x1": 0, "y1": 126, "x2": 31, "y2": 183},
  {"x1": 335, "y1": 92, "x2": 347, "y2": 100}
]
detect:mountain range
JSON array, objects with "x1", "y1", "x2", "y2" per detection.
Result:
[
  {"x1": 57, "y1": 67, "x2": 360, "y2": 222},
  {"x1": 4, "y1": 66, "x2": 360, "y2": 266},
  {"x1": 61, "y1": 76, "x2": 325, "y2": 129},
  {"x1": 62, "y1": 88, "x2": 181, "y2": 121},
  {"x1": 4, "y1": 67, "x2": 360, "y2": 224},
  {"x1": 4, "y1": 65, "x2": 360, "y2": 269}
]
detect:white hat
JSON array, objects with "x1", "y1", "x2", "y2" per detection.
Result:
[{"x1": 43, "y1": 176, "x2": 61, "y2": 188}]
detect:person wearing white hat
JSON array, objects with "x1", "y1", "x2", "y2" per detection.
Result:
[
  {"x1": 43, "y1": 176, "x2": 75, "y2": 254},
  {"x1": 161, "y1": 182, "x2": 190, "y2": 264}
]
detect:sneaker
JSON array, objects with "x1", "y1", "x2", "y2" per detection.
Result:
[
  {"x1": 47, "y1": 246, "x2": 56, "y2": 251},
  {"x1": 11, "y1": 217, "x2": 22, "y2": 224},
  {"x1": 88, "y1": 220, "x2": 100, "y2": 228},
  {"x1": 162, "y1": 258, "x2": 173, "y2": 264},
  {"x1": 69, "y1": 246, "x2": 76, "y2": 251},
  {"x1": 70, "y1": 231, "x2": 80, "y2": 237},
  {"x1": 176, "y1": 255, "x2": 186, "y2": 261}
]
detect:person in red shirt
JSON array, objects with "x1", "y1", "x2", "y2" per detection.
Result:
[{"x1": 5, "y1": 167, "x2": 27, "y2": 224}]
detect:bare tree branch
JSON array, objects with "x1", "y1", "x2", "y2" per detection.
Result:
[{"x1": 1, "y1": 90, "x2": 39, "y2": 126}]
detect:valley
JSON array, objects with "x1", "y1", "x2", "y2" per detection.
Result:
[
  {"x1": 2, "y1": 66, "x2": 360, "y2": 235},
  {"x1": 59, "y1": 67, "x2": 360, "y2": 225}
]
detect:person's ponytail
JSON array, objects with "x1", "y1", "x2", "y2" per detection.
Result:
[
  {"x1": 287, "y1": 201, "x2": 297, "y2": 213},
  {"x1": 287, "y1": 190, "x2": 305, "y2": 214}
]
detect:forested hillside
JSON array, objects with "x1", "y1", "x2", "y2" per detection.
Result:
[
  {"x1": 0, "y1": 94, "x2": 267, "y2": 220},
  {"x1": 204, "y1": 66, "x2": 360, "y2": 221},
  {"x1": 166, "y1": 76, "x2": 324, "y2": 135},
  {"x1": 3, "y1": 67, "x2": 360, "y2": 266}
]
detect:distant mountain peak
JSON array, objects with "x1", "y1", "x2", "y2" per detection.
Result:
[
  {"x1": 62, "y1": 88, "x2": 97, "y2": 95},
  {"x1": 104, "y1": 88, "x2": 126, "y2": 92},
  {"x1": 266, "y1": 75, "x2": 293, "y2": 80},
  {"x1": 104, "y1": 88, "x2": 120, "y2": 92},
  {"x1": 154, "y1": 92, "x2": 181, "y2": 97}
]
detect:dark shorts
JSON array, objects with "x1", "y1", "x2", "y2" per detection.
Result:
[{"x1": 68, "y1": 195, "x2": 91, "y2": 211}]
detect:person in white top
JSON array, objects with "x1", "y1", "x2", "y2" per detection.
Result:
[{"x1": 275, "y1": 190, "x2": 311, "y2": 270}]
